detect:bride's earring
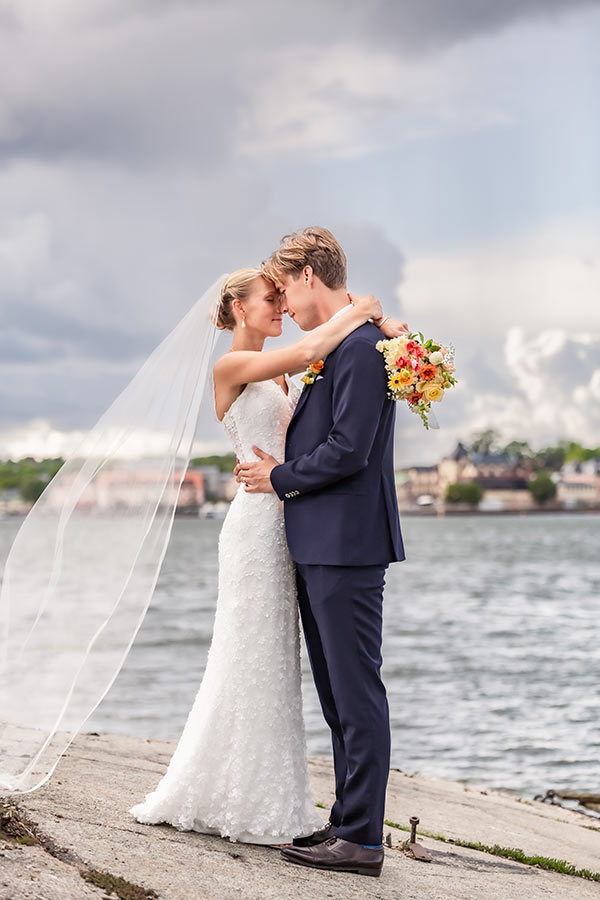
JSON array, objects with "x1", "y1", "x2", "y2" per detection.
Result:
[{"x1": 241, "y1": 314, "x2": 246, "y2": 329}]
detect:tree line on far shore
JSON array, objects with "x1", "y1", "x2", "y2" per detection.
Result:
[
  {"x1": 0, "y1": 457, "x2": 64, "y2": 504},
  {"x1": 1, "y1": 430, "x2": 598, "y2": 506}
]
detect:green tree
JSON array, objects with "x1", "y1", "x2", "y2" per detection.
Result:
[
  {"x1": 0, "y1": 456, "x2": 65, "y2": 487},
  {"x1": 562, "y1": 441, "x2": 600, "y2": 463},
  {"x1": 528, "y1": 473, "x2": 557, "y2": 505},
  {"x1": 532, "y1": 445, "x2": 567, "y2": 473},
  {"x1": 0, "y1": 460, "x2": 21, "y2": 489},
  {"x1": 190, "y1": 454, "x2": 237, "y2": 473},
  {"x1": 503, "y1": 440, "x2": 532, "y2": 461},
  {"x1": 469, "y1": 429, "x2": 501, "y2": 456},
  {"x1": 38, "y1": 457, "x2": 64, "y2": 480},
  {"x1": 19, "y1": 476, "x2": 46, "y2": 504},
  {"x1": 445, "y1": 481, "x2": 484, "y2": 506}
]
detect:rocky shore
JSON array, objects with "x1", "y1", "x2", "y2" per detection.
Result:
[{"x1": 1, "y1": 731, "x2": 599, "y2": 900}]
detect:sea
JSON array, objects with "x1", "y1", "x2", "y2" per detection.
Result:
[{"x1": 1, "y1": 512, "x2": 598, "y2": 809}]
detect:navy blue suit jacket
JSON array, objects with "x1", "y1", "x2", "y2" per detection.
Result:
[{"x1": 270, "y1": 322, "x2": 406, "y2": 566}]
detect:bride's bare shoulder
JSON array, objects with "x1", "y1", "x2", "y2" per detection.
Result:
[
  {"x1": 213, "y1": 352, "x2": 237, "y2": 379},
  {"x1": 214, "y1": 349, "x2": 260, "y2": 380}
]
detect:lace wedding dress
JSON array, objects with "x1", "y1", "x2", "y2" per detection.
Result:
[{"x1": 129, "y1": 375, "x2": 322, "y2": 844}]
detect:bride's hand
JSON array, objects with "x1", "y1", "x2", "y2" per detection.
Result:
[
  {"x1": 349, "y1": 293, "x2": 383, "y2": 323},
  {"x1": 378, "y1": 316, "x2": 410, "y2": 338}
]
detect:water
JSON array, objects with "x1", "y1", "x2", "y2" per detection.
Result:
[{"x1": 1, "y1": 513, "x2": 598, "y2": 803}]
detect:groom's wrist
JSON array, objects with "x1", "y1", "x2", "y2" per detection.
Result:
[
  {"x1": 270, "y1": 462, "x2": 302, "y2": 501},
  {"x1": 269, "y1": 463, "x2": 287, "y2": 500}
]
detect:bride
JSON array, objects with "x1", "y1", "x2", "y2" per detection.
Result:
[{"x1": 128, "y1": 268, "x2": 405, "y2": 845}]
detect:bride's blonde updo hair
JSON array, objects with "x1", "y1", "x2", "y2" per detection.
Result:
[{"x1": 217, "y1": 267, "x2": 263, "y2": 331}]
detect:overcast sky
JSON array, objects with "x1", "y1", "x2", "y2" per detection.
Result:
[{"x1": 1, "y1": 0, "x2": 599, "y2": 466}]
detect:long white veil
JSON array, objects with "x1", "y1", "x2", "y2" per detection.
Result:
[{"x1": 0, "y1": 274, "x2": 228, "y2": 795}]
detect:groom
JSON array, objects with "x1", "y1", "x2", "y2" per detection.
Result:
[{"x1": 236, "y1": 226, "x2": 406, "y2": 877}]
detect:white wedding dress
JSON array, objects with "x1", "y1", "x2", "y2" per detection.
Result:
[{"x1": 129, "y1": 375, "x2": 322, "y2": 844}]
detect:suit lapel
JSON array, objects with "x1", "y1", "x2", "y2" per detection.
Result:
[
  {"x1": 289, "y1": 349, "x2": 336, "y2": 433},
  {"x1": 289, "y1": 381, "x2": 311, "y2": 427}
]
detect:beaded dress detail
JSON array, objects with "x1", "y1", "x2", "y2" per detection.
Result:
[{"x1": 129, "y1": 376, "x2": 321, "y2": 843}]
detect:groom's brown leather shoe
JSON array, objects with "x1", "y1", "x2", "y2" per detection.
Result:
[
  {"x1": 281, "y1": 836, "x2": 384, "y2": 877},
  {"x1": 292, "y1": 821, "x2": 337, "y2": 847}
]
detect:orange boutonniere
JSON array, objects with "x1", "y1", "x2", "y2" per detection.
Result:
[{"x1": 301, "y1": 359, "x2": 325, "y2": 388}]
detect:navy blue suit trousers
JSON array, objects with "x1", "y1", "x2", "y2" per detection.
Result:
[{"x1": 296, "y1": 562, "x2": 390, "y2": 846}]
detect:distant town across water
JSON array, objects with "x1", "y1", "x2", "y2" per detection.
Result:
[{"x1": 0, "y1": 429, "x2": 598, "y2": 518}]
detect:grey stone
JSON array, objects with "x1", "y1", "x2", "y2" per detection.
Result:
[{"x1": 1, "y1": 732, "x2": 599, "y2": 900}]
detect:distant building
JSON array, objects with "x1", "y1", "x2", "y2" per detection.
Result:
[
  {"x1": 395, "y1": 464, "x2": 439, "y2": 511},
  {"x1": 399, "y1": 441, "x2": 536, "y2": 512},
  {"x1": 194, "y1": 465, "x2": 237, "y2": 502},
  {"x1": 32, "y1": 463, "x2": 205, "y2": 513},
  {"x1": 557, "y1": 459, "x2": 600, "y2": 508},
  {"x1": 0, "y1": 487, "x2": 30, "y2": 516},
  {"x1": 437, "y1": 441, "x2": 470, "y2": 496},
  {"x1": 466, "y1": 450, "x2": 532, "y2": 511},
  {"x1": 176, "y1": 469, "x2": 205, "y2": 513}
]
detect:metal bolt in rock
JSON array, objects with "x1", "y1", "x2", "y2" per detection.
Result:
[{"x1": 402, "y1": 814, "x2": 432, "y2": 863}]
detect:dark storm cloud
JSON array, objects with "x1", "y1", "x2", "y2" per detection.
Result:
[
  {"x1": 0, "y1": 9, "x2": 243, "y2": 168},
  {"x1": 1, "y1": 0, "x2": 598, "y2": 169},
  {"x1": 1, "y1": 297, "x2": 151, "y2": 362},
  {"x1": 90, "y1": 0, "x2": 600, "y2": 50},
  {"x1": 0, "y1": 359, "x2": 140, "y2": 430},
  {"x1": 346, "y1": 0, "x2": 600, "y2": 51}
]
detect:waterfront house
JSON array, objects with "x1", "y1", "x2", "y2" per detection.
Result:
[
  {"x1": 420, "y1": 442, "x2": 534, "y2": 511},
  {"x1": 557, "y1": 458, "x2": 600, "y2": 508},
  {"x1": 395, "y1": 464, "x2": 439, "y2": 511}
]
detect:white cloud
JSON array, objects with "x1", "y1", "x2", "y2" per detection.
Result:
[
  {"x1": 383, "y1": 217, "x2": 600, "y2": 464},
  {"x1": 390, "y1": 326, "x2": 600, "y2": 468},
  {"x1": 236, "y1": 6, "x2": 600, "y2": 162},
  {"x1": 401, "y1": 216, "x2": 600, "y2": 344},
  {"x1": 0, "y1": 212, "x2": 52, "y2": 288},
  {"x1": 462, "y1": 328, "x2": 600, "y2": 444},
  {"x1": 237, "y1": 41, "x2": 515, "y2": 161},
  {"x1": 0, "y1": 418, "x2": 86, "y2": 460},
  {"x1": 0, "y1": 416, "x2": 230, "y2": 462}
]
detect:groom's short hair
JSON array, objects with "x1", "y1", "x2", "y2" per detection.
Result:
[{"x1": 262, "y1": 226, "x2": 347, "y2": 290}]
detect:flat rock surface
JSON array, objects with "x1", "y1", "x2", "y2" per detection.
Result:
[{"x1": 1, "y1": 732, "x2": 599, "y2": 900}]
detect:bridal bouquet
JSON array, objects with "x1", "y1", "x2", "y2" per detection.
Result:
[{"x1": 375, "y1": 332, "x2": 456, "y2": 429}]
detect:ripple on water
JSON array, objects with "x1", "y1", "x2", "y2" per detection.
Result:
[{"x1": 1, "y1": 512, "x2": 597, "y2": 802}]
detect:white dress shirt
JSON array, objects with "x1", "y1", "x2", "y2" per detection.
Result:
[
  {"x1": 320, "y1": 301, "x2": 354, "y2": 363},
  {"x1": 328, "y1": 302, "x2": 354, "y2": 323}
]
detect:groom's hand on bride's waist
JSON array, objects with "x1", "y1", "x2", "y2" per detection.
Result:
[{"x1": 235, "y1": 446, "x2": 279, "y2": 493}]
